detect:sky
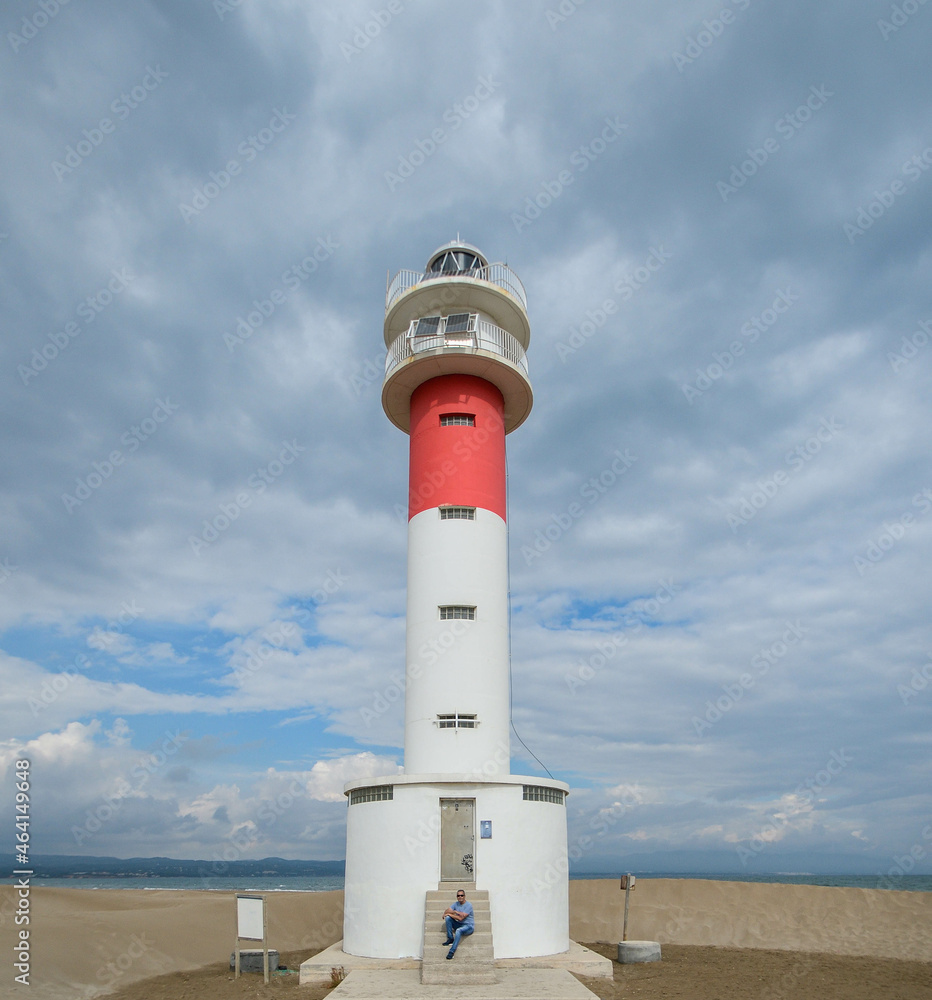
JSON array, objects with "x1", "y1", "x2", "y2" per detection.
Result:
[{"x1": 2, "y1": 0, "x2": 931, "y2": 878}]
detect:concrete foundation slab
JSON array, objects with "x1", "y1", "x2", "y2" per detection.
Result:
[
  {"x1": 299, "y1": 940, "x2": 612, "y2": 985},
  {"x1": 496, "y1": 941, "x2": 613, "y2": 979},
  {"x1": 327, "y1": 968, "x2": 600, "y2": 998},
  {"x1": 299, "y1": 942, "x2": 418, "y2": 984}
]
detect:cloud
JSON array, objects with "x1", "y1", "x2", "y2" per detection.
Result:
[{"x1": 0, "y1": 0, "x2": 930, "y2": 868}]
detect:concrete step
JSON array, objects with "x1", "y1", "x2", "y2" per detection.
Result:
[
  {"x1": 420, "y1": 886, "x2": 496, "y2": 986},
  {"x1": 425, "y1": 896, "x2": 490, "y2": 905},
  {"x1": 421, "y1": 965, "x2": 499, "y2": 985},
  {"x1": 426, "y1": 902, "x2": 490, "y2": 911},
  {"x1": 422, "y1": 950, "x2": 493, "y2": 961},
  {"x1": 425, "y1": 895, "x2": 490, "y2": 904},
  {"x1": 426, "y1": 923, "x2": 491, "y2": 942},
  {"x1": 423, "y1": 942, "x2": 494, "y2": 960}
]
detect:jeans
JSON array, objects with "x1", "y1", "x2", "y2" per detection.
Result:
[{"x1": 443, "y1": 915, "x2": 474, "y2": 954}]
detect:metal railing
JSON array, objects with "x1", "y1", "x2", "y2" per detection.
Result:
[
  {"x1": 384, "y1": 318, "x2": 529, "y2": 380},
  {"x1": 385, "y1": 262, "x2": 528, "y2": 312}
]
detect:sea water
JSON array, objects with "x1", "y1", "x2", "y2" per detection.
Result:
[{"x1": 4, "y1": 872, "x2": 930, "y2": 891}]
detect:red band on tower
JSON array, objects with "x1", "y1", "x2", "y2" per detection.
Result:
[{"x1": 408, "y1": 374, "x2": 506, "y2": 521}]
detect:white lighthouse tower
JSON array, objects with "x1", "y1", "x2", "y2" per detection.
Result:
[{"x1": 342, "y1": 242, "x2": 569, "y2": 962}]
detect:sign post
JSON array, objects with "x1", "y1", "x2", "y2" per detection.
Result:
[
  {"x1": 619, "y1": 873, "x2": 636, "y2": 942},
  {"x1": 234, "y1": 893, "x2": 269, "y2": 983}
]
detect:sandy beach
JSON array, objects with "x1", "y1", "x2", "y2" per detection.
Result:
[{"x1": 2, "y1": 879, "x2": 929, "y2": 999}]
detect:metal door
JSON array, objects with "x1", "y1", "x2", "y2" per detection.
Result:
[{"x1": 440, "y1": 798, "x2": 475, "y2": 881}]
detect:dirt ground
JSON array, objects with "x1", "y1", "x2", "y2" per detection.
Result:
[{"x1": 100, "y1": 942, "x2": 932, "y2": 1000}]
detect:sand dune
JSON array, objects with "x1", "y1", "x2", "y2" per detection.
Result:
[
  {"x1": 569, "y1": 878, "x2": 932, "y2": 960},
  {"x1": 1, "y1": 879, "x2": 929, "y2": 999}
]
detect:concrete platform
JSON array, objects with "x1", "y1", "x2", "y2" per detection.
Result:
[
  {"x1": 327, "y1": 968, "x2": 600, "y2": 998},
  {"x1": 299, "y1": 942, "x2": 418, "y2": 984},
  {"x1": 299, "y1": 940, "x2": 612, "y2": 985},
  {"x1": 496, "y1": 941, "x2": 612, "y2": 979}
]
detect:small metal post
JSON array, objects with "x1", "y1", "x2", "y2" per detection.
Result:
[
  {"x1": 622, "y1": 873, "x2": 632, "y2": 942},
  {"x1": 233, "y1": 901, "x2": 240, "y2": 979},
  {"x1": 262, "y1": 897, "x2": 270, "y2": 985}
]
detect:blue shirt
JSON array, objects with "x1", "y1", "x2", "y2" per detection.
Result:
[{"x1": 450, "y1": 900, "x2": 474, "y2": 930}]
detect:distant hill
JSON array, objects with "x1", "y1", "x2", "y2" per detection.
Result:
[{"x1": 0, "y1": 854, "x2": 345, "y2": 878}]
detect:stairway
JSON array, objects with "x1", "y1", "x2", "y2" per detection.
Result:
[{"x1": 420, "y1": 886, "x2": 497, "y2": 985}]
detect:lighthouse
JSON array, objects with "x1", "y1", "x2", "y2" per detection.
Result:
[{"x1": 342, "y1": 241, "x2": 569, "y2": 962}]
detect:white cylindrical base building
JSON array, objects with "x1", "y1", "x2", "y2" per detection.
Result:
[{"x1": 343, "y1": 775, "x2": 568, "y2": 959}]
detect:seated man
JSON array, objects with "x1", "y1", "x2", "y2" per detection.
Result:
[{"x1": 442, "y1": 889, "x2": 474, "y2": 959}]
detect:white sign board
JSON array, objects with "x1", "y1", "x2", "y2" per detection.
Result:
[{"x1": 236, "y1": 894, "x2": 265, "y2": 941}]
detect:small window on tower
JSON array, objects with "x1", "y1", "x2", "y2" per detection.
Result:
[
  {"x1": 440, "y1": 506, "x2": 476, "y2": 520},
  {"x1": 437, "y1": 714, "x2": 478, "y2": 729},
  {"x1": 440, "y1": 414, "x2": 475, "y2": 426},
  {"x1": 439, "y1": 606, "x2": 476, "y2": 620},
  {"x1": 523, "y1": 785, "x2": 565, "y2": 805}
]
